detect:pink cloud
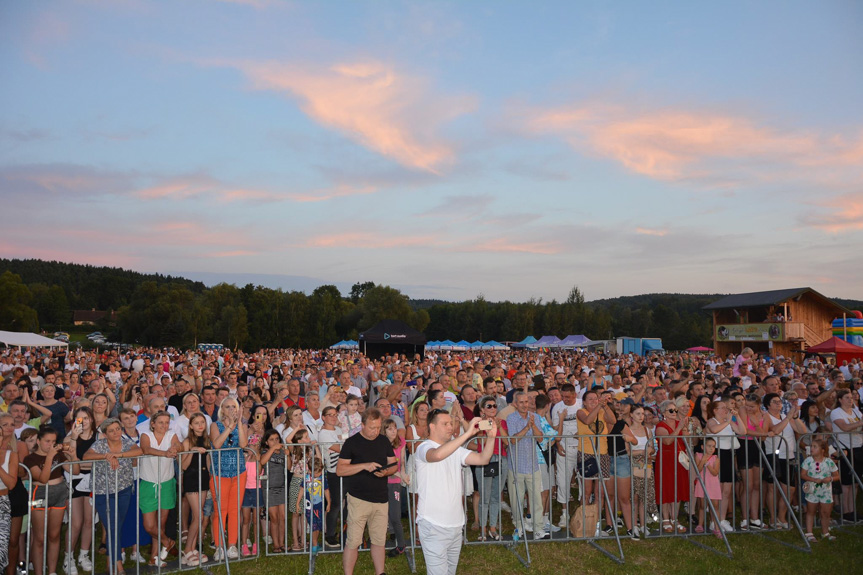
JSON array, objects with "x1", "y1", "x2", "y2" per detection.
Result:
[
  {"x1": 801, "y1": 193, "x2": 863, "y2": 233},
  {"x1": 137, "y1": 175, "x2": 376, "y2": 204},
  {"x1": 232, "y1": 59, "x2": 476, "y2": 173},
  {"x1": 467, "y1": 238, "x2": 562, "y2": 255},
  {"x1": 526, "y1": 103, "x2": 863, "y2": 183},
  {"x1": 635, "y1": 227, "x2": 668, "y2": 237},
  {"x1": 303, "y1": 232, "x2": 440, "y2": 250}
]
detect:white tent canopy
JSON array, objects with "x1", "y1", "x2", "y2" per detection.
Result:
[{"x1": 0, "y1": 330, "x2": 68, "y2": 347}]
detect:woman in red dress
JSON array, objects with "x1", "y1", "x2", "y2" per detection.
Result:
[{"x1": 655, "y1": 400, "x2": 690, "y2": 533}]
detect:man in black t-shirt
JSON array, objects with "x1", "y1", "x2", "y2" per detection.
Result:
[{"x1": 337, "y1": 408, "x2": 396, "y2": 575}]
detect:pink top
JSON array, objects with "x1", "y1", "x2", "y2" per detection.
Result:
[
  {"x1": 693, "y1": 454, "x2": 721, "y2": 500},
  {"x1": 388, "y1": 438, "x2": 405, "y2": 485}
]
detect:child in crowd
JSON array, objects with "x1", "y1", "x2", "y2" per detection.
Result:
[
  {"x1": 338, "y1": 395, "x2": 363, "y2": 438},
  {"x1": 693, "y1": 437, "x2": 721, "y2": 534},
  {"x1": 801, "y1": 437, "x2": 840, "y2": 542},
  {"x1": 300, "y1": 455, "x2": 329, "y2": 554},
  {"x1": 260, "y1": 429, "x2": 287, "y2": 553},
  {"x1": 288, "y1": 429, "x2": 311, "y2": 551}
]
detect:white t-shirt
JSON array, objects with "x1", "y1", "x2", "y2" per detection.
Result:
[
  {"x1": 830, "y1": 407, "x2": 863, "y2": 449},
  {"x1": 14, "y1": 423, "x2": 35, "y2": 438},
  {"x1": 551, "y1": 400, "x2": 582, "y2": 450},
  {"x1": 317, "y1": 428, "x2": 342, "y2": 473},
  {"x1": 174, "y1": 413, "x2": 213, "y2": 442},
  {"x1": 415, "y1": 439, "x2": 472, "y2": 528}
]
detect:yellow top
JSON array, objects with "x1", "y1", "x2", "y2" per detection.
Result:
[{"x1": 576, "y1": 408, "x2": 608, "y2": 456}]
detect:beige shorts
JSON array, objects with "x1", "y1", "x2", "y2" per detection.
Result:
[{"x1": 345, "y1": 493, "x2": 388, "y2": 549}]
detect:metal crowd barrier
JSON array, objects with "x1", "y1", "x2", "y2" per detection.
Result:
[
  {"x1": 796, "y1": 431, "x2": 863, "y2": 535},
  {"x1": 20, "y1": 427, "x2": 863, "y2": 575}
]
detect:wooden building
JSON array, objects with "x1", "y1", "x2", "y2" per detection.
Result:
[{"x1": 703, "y1": 287, "x2": 849, "y2": 358}]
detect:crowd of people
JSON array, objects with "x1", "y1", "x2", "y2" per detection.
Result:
[{"x1": 0, "y1": 343, "x2": 860, "y2": 575}]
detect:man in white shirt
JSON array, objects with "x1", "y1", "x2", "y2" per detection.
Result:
[
  {"x1": 415, "y1": 409, "x2": 497, "y2": 575},
  {"x1": 551, "y1": 383, "x2": 582, "y2": 526}
]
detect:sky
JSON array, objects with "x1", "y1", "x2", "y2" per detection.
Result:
[{"x1": 1, "y1": 0, "x2": 862, "y2": 303}]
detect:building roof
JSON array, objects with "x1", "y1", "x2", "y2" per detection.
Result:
[
  {"x1": 72, "y1": 309, "x2": 119, "y2": 323},
  {"x1": 703, "y1": 287, "x2": 850, "y2": 312}
]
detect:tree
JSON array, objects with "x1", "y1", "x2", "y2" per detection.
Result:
[
  {"x1": 357, "y1": 285, "x2": 414, "y2": 332},
  {"x1": 0, "y1": 271, "x2": 39, "y2": 331},
  {"x1": 349, "y1": 281, "x2": 375, "y2": 304}
]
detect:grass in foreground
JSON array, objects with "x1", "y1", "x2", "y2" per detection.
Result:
[{"x1": 205, "y1": 525, "x2": 863, "y2": 575}]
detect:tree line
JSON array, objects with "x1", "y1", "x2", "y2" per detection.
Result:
[{"x1": 3, "y1": 259, "x2": 859, "y2": 350}]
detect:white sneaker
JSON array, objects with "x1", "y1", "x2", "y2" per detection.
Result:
[
  {"x1": 749, "y1": 519, "x2": 763, "y2": 530},
  {"x1": 740, "y1": 519, "x2": 749, "y2": 530},
  {"x1": 533, "y1": 530, "x2": 549, "y2": 540},
  {"x1": 544, "y1": 521, "x2": 562, "y2": 533},
  {"x1": 264, "y1": 535, "x2": 273, "y2": 545},
  {"x1": 212, "y1": 548, "x2": 225, "y2": 562},
  {"x1": 523, "y1": 520, "x2": 533, "y2": 532},
  {"x1": 128, "y1": 551, "x2": 147, "y2": 564},
  {"x1": 63, "y1": 553, "x2": 78, "y2": 575},
  {"x1": 720, "y1": 520, "x2": 734, "y2": 533},
  {"x1": 226, "y1": 546, "x2": 239, "y2": 559},
  {"x1": 77, "y1": 552, "x2": 93, "y2": 572},
  {"x1": 557, "y1": 514, "x2": 568, "y2": 528},
  {"x1": 500, "y1": 501, "x2": 512, "y2": 514}
]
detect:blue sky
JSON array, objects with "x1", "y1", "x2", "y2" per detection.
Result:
[{"x1": 1, "y1": 0, "x2": 861, "y2": 301}]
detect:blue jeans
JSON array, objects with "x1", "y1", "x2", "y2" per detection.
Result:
[{"x1": 94, "y1": 486, "x2": 133, "y2": 562}]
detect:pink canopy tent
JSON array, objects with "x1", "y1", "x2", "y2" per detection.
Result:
[{"x1": 686, "y1": 346, "x2": 714, "y2": 352}]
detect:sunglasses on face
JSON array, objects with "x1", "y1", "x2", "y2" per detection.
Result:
[
  {"x1": 666, "y1": 409, "x2": 678, "y2": 414},
  {"x1": 483, "y1": 404, "x2": 497, "y2": 409}
]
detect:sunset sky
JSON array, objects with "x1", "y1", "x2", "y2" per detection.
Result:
[{"x1": 2, "y1": 0, "x2": 861, "y2": 302}]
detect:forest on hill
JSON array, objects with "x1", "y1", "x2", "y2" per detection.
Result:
[{"x1": 1, "y1": 259, "x2": 860, "y2": 351}]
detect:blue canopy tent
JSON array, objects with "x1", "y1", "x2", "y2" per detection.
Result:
[
  {"x1": 470, "y1": 340, "x2": 485, "y2": 349},
  {"x1": 527, "y1": 335, "x2": 561, "y2": 349},
  {"x1": 484, "y1": 340, "x2": 509, "y2": 350},
  {"x1": 425, "y1": 340, "x2": 440, "y2": 350},
  {"x1": 329, "y1": 340, "x2": 347, "y2": 350},
  {"x1": 453, "y1": 340, "x2": 471, "y2": 351},
  {"x1": 511, "y1": 336, "x2": 537, "y2": 348},
  {"x1": 438, "y1": 340, "x2": 456, "y2": 351},
  {"x1": 555, "y1": 334, "x2": 590, "y2": 349}
]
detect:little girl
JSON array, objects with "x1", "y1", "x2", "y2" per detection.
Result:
[
  {"x1": 338, "y1": 395, "x2": 363, "y2": 438},
  {"x1": 801, "y1": 437, "x2": 840, "y2": 541},
  {"x1": 693, "y1": 437, "x2": 721, "y2": 534},
  {"x1": 259, "y1": 429, "x2": 286, "y2": 553},
  {"x1": 383, "y1": 419, "x2": 408, "y2": 556},
  {"x1": 241, "y1": 415, "x2": 266, "y2": 556},
  {"x1": 288, "y1": 429, "x2": 312, "y2": 551},
  {"x1": 299, "y1": 455, "x2": 329, "y2": 554}
]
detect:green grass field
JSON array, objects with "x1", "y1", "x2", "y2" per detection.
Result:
[{"x1": 200, "y1": 526, "x2": 862, "y2": 575}]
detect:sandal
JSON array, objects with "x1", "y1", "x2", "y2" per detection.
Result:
[
  {"x1": 148, "y1": 556, "x2": 167, "y2": 568},
  {"x1": 822, "y1": 532, "x2": 836, "y2": 541},
  {"x1": 675, "y1": 523, "x2": 687, "y2": 533},
  {"x1": 662, "y1": 520, "x2": 674, "y2": 533},
  {"x1": 182, "y1": 551, "x2": 200, "y2": 567},
  {"x1": 488, "y1": 530, "x2": 501, "y2": 541},
  {"x1": 805, "y1": 532, "x2": 817, "y2": 543}
]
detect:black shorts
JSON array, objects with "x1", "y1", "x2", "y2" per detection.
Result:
[
  {"x1": 10, "y1": 480, "x2": 28, "y2": 518},
  {"x1": 719, "y1": 449, "x2": 735, "y2": 484},
  {"x1": 736, "y1": 439, "x2": 761, "y2": 469},
  {"x1": 762, "y1": 456, "x2": 797, "y2": 485},
  {"x1": 839, "y1": 447, "x2": 863, "y2": 486}
]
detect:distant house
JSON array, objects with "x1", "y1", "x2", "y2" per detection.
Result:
[
  {"x1": 73, "y1": 309, "x2": 119, "y2": 326},
  {"x1": 703, "y1": 287, "x2": 849, "y2": 358}
]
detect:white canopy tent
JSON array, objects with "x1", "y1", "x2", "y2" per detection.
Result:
[{"x1": 0, "y1": 330, "x2": 68, "y2": 348}]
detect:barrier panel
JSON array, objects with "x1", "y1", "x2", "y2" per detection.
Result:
[{"x1": 18, "y1": 426, "x2": 862, "y2": 574}]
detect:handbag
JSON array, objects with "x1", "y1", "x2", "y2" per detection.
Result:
[
  {"x1": 678, "y1": 451, "x2": 691, "y2": 471},
  {"x1": 482, "y1": 461, "x2": 499, "y2": 477}
]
